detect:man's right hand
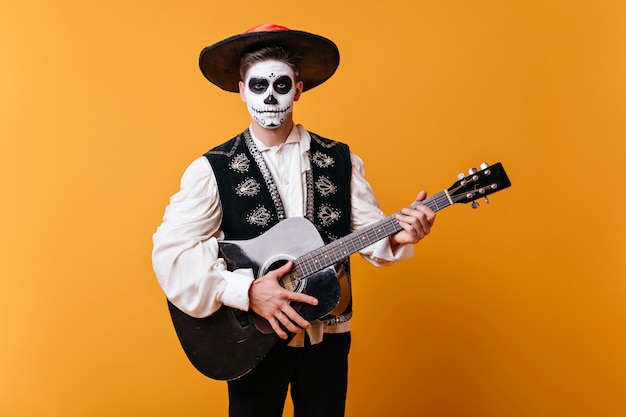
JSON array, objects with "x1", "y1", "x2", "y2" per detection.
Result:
[{"x1": 248, "y1": 261, "x2": 319, "y2": 339}]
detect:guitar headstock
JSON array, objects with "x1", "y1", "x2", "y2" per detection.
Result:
[{"x1": 447, "y1": 162, "x2": 511, "y2": 207}]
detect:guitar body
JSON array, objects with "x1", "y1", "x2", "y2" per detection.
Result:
[{"x1": 168, "y1": 217, "x2": 342, "y2": 381}]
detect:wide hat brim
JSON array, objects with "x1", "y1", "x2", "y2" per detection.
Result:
[{"x1": 199, "y1": 28, "x2": 340, "y2": 93}]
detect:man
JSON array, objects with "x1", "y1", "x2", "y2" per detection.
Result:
[{"x1": 152, "y1": 24, "x2": 436, "y2": 417}]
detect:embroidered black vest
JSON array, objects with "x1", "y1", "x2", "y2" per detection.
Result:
[{"x1": 204, "y1": 129, "x2": 353, "y2": 324}]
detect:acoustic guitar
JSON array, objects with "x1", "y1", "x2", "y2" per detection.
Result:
[{"x1": 167, "y1": 162, "x2": 511, "y2": 380}]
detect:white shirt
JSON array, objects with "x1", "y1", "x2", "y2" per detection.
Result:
[{"x1": 152, "y1": 124, "x2": 414, "y2": 344}]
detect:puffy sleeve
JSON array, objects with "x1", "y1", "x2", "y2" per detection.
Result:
[
  {"x1": 349, "y1": 152, "x2": 415, "y2": 265},
  {"x1": 152, "y1": 157, "x2": 254, "y2": 318}
]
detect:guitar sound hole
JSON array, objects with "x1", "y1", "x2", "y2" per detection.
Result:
[
  {"x1": 260, "y1": 254, "x2": 303, "y2": 293},
  {"x1": 267, "y1": 259, "x2": 289, "y2": 272}
]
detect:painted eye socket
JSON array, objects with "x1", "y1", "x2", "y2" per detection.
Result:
[
  {"x1": 248, "y1": 78, "x2": 269, "y2": 94},
  {"x1": 273, "y1": 76, "x2": 293, "y2": 95}
]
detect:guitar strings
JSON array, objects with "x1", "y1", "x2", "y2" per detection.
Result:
[{"x1": 293, "y1": 191, "x2": 453, "y2": 280}]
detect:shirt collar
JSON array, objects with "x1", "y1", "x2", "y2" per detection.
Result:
[{"x1": 248, "y1": 124, "x2": 310, "y2": 153}]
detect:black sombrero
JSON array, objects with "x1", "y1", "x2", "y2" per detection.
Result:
[{"x1": 199, "y1": 24, "x2": 340, "y2": 93}]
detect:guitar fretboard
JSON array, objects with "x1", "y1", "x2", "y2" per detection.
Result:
[{"x1": 294, "y1": 190, "x2": 452, "y2": 278}]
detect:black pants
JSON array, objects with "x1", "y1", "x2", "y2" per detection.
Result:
[{"x1": 227, "y1": 332, "x2": 351, "y2": 417}]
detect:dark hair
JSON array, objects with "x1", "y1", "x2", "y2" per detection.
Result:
[{"x1": 239, "y1": 46, "x2": 300, "y2": 81}]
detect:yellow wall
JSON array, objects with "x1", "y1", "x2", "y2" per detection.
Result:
[{"x1": 2, "y1": 0, "x2": 625, "y2": 416}]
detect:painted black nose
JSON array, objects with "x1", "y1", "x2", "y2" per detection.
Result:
[{"x1": 264, "y1": 94, "x2": 278, "y2": 104}]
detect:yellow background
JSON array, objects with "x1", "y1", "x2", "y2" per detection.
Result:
[{"x1": 2, "y1": 0, "x2": 625, "y2": 416}]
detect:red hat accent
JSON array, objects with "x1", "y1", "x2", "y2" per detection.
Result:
[{"x1": 245, "y1": 24, "x2": 289, "y2": 33}]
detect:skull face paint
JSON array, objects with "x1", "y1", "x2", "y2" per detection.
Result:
[{"x1": 242, "y1": 60, "x2": 298, "y2": 129}]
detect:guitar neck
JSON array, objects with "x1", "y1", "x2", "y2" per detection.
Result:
[{"x1": 294, "y1": 190, "x2": 452, "y2": 277}]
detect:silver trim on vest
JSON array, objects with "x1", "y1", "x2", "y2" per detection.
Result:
[
  {"x1": 230, "y1": 153, "x2": 251, "y2": 173},
  {"x1": 243, "y1": 130, "x2": 287, "y2": 222},
  {"x1": 236, "y1": 178, "x2": 261, "y2": 197}
]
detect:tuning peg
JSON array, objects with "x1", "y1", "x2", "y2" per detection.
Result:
[
  {"x1": 457, "y1": 173, "x2": 465, "y2": 180},
  {"x1": 471, "y1": 201, "x2": 480, "y2": 209},
  {"x1": 468, "y1": 167, "x2": 478, "y2": 175},
  {"x1": 480, "y1": 162, "x2": 489, "y2": 170},
  {"x1": 484, "y1": 196, "x2": 490, "y2": 204}
]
